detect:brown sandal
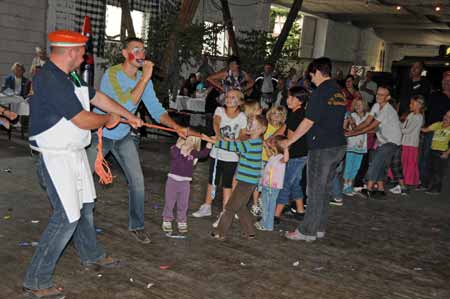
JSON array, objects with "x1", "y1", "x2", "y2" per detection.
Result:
[{"x1": 23, "y1": 287, "x2": 65, "y2": 299}]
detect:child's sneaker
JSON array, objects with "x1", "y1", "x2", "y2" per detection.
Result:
[
  {"x1": 162, "y1": 221, "x2": 173, "y2": 233},
  {"x1": 177, "y1": 222, "x2": 188, "y2": 233},
  {"x1": 250, "y1": 204, "x2": 261, "y2": 217},
  {"x1": 343, "y1": 185, "x2": 355, "y2": 196},
  {"x1": 329, "y1": 198, "x2": 343, "y2": 206},
  {"x1": 192, "y1": 204, "x2": 211, "y2": 218},
  {"x1": 254, "y1": 221, "x2": 269, "y2": 231}
]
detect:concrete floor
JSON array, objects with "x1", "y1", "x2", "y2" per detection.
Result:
[{"x1": 1, "y1": 131, "x2": 450, "y2": 299}]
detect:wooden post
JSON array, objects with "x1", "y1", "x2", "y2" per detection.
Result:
[
  {"x1": 119, "y1": 0, "x2": 136, "y2": 38},
  {"x1": 219, "y1": 0, "x2": 239, "y2": 57},
  {"x1": 269, "y1": 0, "x2": 303, "y2": 63},
  {"x1": 160, "y1": 0, "x2": 200, "y2": 78}
]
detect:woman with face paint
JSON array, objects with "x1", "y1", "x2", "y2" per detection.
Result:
[{"x1": 192, "y1": 90, "x2": 248, "y2": 226}]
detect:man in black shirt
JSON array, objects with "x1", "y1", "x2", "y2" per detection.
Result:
[
  {"x1": 282, "y1": 57, "x2": 347, "y2": 242},
  {"x1": 398, "y1": 61, "x2": 431, "y2": 116},
  {"x1": 418, "y1": 70, "x2": 450, "y2": 188}
]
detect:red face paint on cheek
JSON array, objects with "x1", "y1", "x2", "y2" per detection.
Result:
[{"x1": 128, "y1": 53, "x2": 135, "y2": 61}]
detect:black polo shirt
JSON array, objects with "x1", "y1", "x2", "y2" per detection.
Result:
[
  {"x1": 29, "y1": 61, "x2": 96, "y2": 137},
  {"x1": 305, "y1": 79, "x2": 346, "y2": 150}
]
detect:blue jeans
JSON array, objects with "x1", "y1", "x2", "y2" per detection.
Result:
[
  {"x1": 419, "y1": 132, "x2": 433, "y2": 185},
  {"x1": 299, "y1": 146, "x2": 346, "y2": 236},
  {"x1": 87, "y1": 133, "x2": 145, "y2": 231},
  {"x1": 276, "y1": 156, "x2": 307, "y2": 204},
  {"x1": 260, "y1": 187, "x2": 281, "y2": 230},
  {"x1": 330, "y1": 159, "x2": 344, "y2": 199},
  {"x1": 343, "y1": 152, "x2": 364, "y2": 181},
  {"x1": 23, "y1": 155, "x2": 105, "y2": 290}
]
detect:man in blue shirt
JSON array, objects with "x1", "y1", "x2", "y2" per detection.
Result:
[
  {"x1": 282, "y1": 57, "x2": 347, "y2": 242},
  {"x1": 87, "y1": 37, "x2": 187, "y2": 244}
]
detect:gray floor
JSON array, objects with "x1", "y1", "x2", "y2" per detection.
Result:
[{"x1": 1, "y1": 131, "x2": 450, "y2": 299}]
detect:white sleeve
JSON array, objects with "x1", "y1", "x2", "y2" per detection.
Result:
[
  {"x1": 369, "y1": 103, "x2": 380, "y2": 117},
  {"x1": 239, "y1": 113, "x2": 248, "y2": 129},
  {"x1": 214, "y1": 107, "x2": 224, "y2": 117}
]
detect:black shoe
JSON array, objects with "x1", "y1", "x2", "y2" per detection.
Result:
[
  {"x1": 425, "y1": 189, "x2": 441, "y2": 196},
  {"x1": 287, "y1": 211, "x2": 305, "y2": 221},
  {"x1": 274, "y1": 217, "x2": 281, "y2": 225},
  {"x1": 130, "y1": 230, "x2": 151, "y2": 244},
  {"x1": 360, "y1": 188, "x2": 373, "y2": 199},
  {"x1": 415, "y1": 184, "x2": 428, "y2": 191},
  {"x1": 373, "y1": 190, "x2": 387, "y2": 200}
]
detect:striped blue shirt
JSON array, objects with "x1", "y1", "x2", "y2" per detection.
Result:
[{"x1": 216, "y1": 138, "x2": 263, "y2": 185}]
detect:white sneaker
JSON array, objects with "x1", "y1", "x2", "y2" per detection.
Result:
[
  {"x1": 250, "y1": 204, "x2": 261, "y2": 217},
  {"x1": 234, "y1": 213, "x2": 239, "y2": 220},
  {"x1": 177, "y1": 222, "x2": 188, "y2": 233},
  {"x1": 212, "y1": 211, "x2": 224, "y2": 228},
  {"x1": 192, "y1": 204, "x2": 211, "y2": 218},
  {"x1": 162, "y1": 221, "x2": 173, "y2": 233},
  {"x1": 389, "y1": 185, "x2": 402, "y2": 195}
]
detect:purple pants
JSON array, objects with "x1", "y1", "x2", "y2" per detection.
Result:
[{"x1": 162, "y1": 176, "x2": 191, "y2": 222}]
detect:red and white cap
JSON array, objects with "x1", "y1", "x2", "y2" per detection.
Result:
[{"x1": 48, "y1": 30, "x2": 88, "y2": 47}]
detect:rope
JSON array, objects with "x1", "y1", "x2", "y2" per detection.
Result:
[
  {"x1": 94, "y1": 120, "x2": 201, "y2": 184},
  {"x1": 210, "y1": 147, "x2": 220, "y2": 199}
]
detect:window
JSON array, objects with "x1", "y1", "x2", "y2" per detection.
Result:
[
  {"x1": 203, "y1": 21, "x2": 229, "y2": 57},
  {"x1": 105, "y1": 4, "x2": 145, "y2": 40}
]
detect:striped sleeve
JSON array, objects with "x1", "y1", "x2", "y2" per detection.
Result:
[{"x1": 108, "y1": 65, "x2": 132, "y2": 103}]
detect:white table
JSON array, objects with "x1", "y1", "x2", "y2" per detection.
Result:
[
  {"x1": 169, "y1": 95, "x2": 207, "y2": 127},
  {"x1": 0, "y1": 93, "x2": 30, "y2": 116},
  {"x1": 170, "y1": 95, "x2": 206, "y2": 113}
]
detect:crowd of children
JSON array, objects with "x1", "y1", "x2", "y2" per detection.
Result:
[{"x1": 160, "y1": 78, "x2": 449, "y2": 239}]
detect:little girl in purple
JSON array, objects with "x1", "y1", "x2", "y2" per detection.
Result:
[{"x1": 162, "y1": 136, "x2": 212, "y2": 233}]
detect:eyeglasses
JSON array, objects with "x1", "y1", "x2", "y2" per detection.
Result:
[{"x1": 131, "y1": 47, "x2": 146, "y2": 55}]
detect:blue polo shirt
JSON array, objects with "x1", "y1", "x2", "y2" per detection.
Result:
[
  {"x1": 95, "y1": 64, "x2": 166, "y2": 140},
  {"x1": 29, "y1": 61, "x2": 96, "y2": 139}
]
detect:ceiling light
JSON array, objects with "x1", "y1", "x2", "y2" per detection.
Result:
[
  {"x1": 435, "y1": 6, "x2": 441, "y2": 12},
  {"x1": 396, "y1": 5, "x2": 401, "y2": 11}
]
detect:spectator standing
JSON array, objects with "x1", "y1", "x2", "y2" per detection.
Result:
[{"x1": 358, "y1": 71, "x2": 377, "y2": 106}]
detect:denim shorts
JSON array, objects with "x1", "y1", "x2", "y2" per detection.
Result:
[
  {"x1": 366, "y1": 143, "x2": 399, "y2": 182},
  {"x1": 276, "y1": 156, "x2": 307, "y2": 204}
]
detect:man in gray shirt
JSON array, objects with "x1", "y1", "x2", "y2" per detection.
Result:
[{"x1": 346, "y1": 86, "x2": 402, "y2": 199}]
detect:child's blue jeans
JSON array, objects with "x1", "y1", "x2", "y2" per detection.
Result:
[{"x1": 260, "y1": 186, "x2": 281, "y2": 230}]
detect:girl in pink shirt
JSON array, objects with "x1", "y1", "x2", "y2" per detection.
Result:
[{"x1": 255, "y1": 135, "x2": 289, "y2": 231}]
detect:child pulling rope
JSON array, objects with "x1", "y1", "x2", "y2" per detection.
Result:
[{"x1": 94, "y1": 121, "x2": 202, "y2": 184}]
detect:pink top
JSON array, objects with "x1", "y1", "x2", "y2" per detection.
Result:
[{"x1": 262, "y1": 154, "x2": 286, "y2": 189}]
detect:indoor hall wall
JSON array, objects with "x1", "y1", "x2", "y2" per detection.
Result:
[{"x1": 0, "y1": 0, "x2": 47, "y2": 79}]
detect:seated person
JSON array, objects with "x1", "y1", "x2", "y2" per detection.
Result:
[
  {"x1": 2, "y1": 62, "x2": 30, "y2": 98},
  {"x1": 180, "y1": 73, "x2": 198, "y2": 97},
  {"x1": 0, "y1": 106, "x2": 18, "y2": 129}
]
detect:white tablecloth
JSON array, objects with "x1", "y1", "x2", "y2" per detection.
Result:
[
  {"x1": 169, "y1": 95, "x2": 206, "y2": 113},
  {"x1": 0, "y1": 93, "x2": 30, "y2": 116}
]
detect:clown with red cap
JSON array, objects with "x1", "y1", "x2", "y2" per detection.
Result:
[{"x1": 22, "y1": 30, "x2": 143, "y2": 299}]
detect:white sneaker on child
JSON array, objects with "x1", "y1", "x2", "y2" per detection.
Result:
[
  {"x1": 177, "y1": 222, "x2": 188, "y2": 233},
  {"x1": 389, "y1": 185, "x2": 402, "y2": 194},
  {"x1": 250, "y1": 204, "x2": 261, "y2": 217},
  {"x1": 212, "y1": 211, "x2": 224, "y2": 228},
  {"x1": 192, "y1": 204, "x2": 211, "y2": 218},
  {"x1": 162, "y1": 221, "x2": 173, "y2": 233}
]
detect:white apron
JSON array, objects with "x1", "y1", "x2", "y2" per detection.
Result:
[{"x1": 30, "y1": 85, "x2": 96, "y2": 223}]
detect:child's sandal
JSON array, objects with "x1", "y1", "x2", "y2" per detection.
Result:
[
  {"x1": 211, "y1": 232, "x2": 225, "y2": 241},
  {"x1": 242, "y1": 233, "x2": 256, "y2": 240}
]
